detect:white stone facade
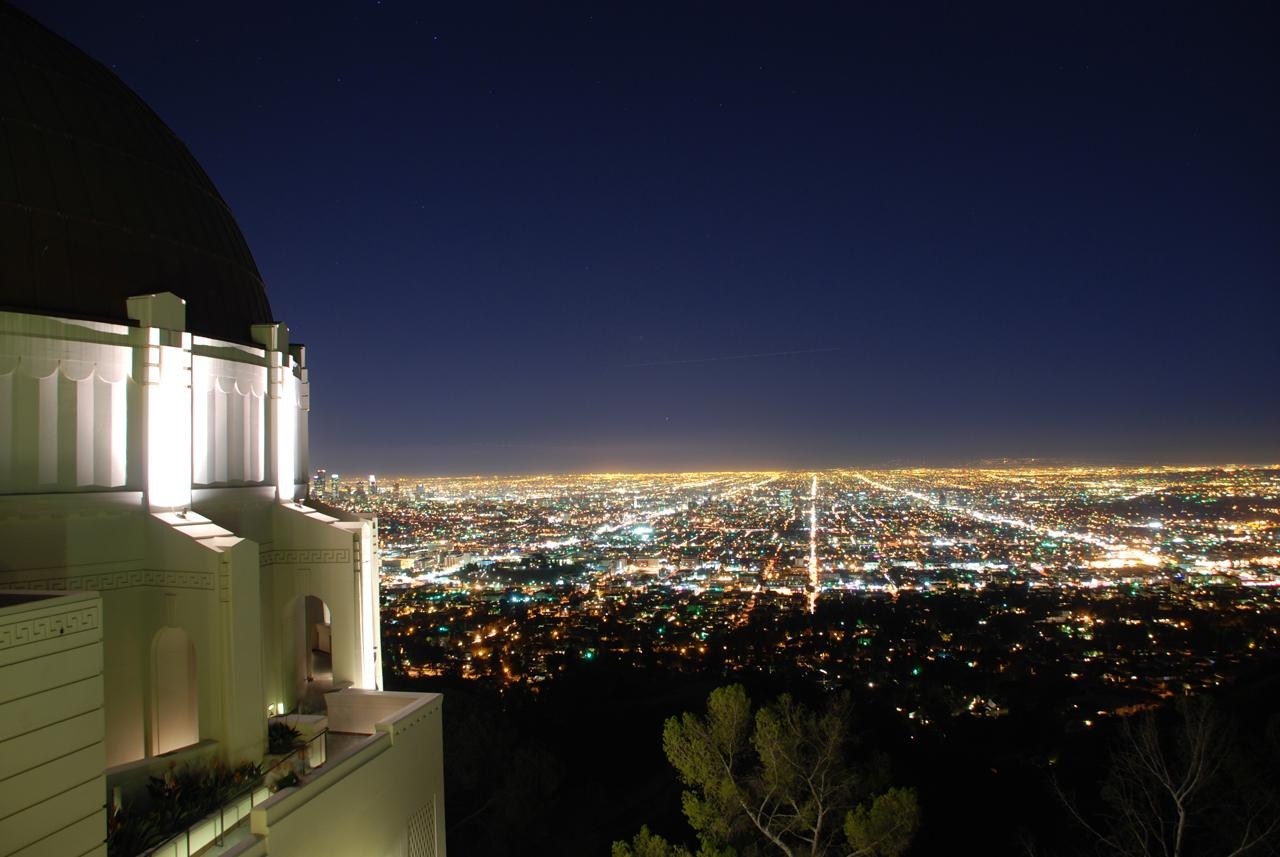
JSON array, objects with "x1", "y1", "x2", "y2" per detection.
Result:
[{"x1": 0, "y1": 297, "x2": 443, "y2": 857}]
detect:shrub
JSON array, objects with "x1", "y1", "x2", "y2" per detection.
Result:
[
  {"x1": 106, "y1": 759, "x2": 261, "y2": 857},
  {"x1": 268, "y1": 719, "x2": 305, "y2": 755}
]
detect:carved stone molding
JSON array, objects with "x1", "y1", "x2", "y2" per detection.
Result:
[
  {"x1": 0, "y1": 603, "x2": 100, "y2": 651},
  {"x1": 260, "y1": 549, "x2": 351, "y2": 565},
  {"x1": 0, "y1": 569, "x2": 214, "y2": 593}
]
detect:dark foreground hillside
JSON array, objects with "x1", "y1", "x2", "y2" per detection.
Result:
[{"x1": 389, "y1": 655, "x2": 1280, "y2": 856}]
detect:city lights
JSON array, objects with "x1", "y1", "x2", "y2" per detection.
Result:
[{"x1": 315, "y1": 464, "x2": 1280, "y2": 730}]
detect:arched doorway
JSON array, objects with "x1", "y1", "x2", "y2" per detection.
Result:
[
  {"x1": 151, "y1": 627, "x2": 198, "y2": 755},
  {"x1": 296, "y1": 595, "x2": 332, "y2": 713}
]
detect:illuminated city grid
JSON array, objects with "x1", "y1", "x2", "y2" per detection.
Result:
[{"x1": 320, "y1": 465, "x2": 1280, "y2": 730}]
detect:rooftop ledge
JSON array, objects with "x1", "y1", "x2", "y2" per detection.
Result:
[
  {"x1": 133, "y1": 690, "x2": 440, "y2": 857},
  {"x1": 250, "y1": 690, "x2": 440, "y2": 835}
]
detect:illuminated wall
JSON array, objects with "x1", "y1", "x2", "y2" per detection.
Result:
[
  {"x1": 251, "y1": 692, "x2": 445, "y2": 857},
  {"x1": 0, "y1": 296, "x2": 433, "y2": 857},
  {"x1": 0, "y1": 592, "x2": 106, "y2": 857},
  {"x1": 142, "y1": 328, "x2": 193, "y2": 510},
  {"x1": 0, "y1": 314, "x2": 134, "y2": 493},
  {"x1": 0, "y1": 302, "x2": 308, "y2": 507},
  {"x1": 192, "y1": 351, "x2": 267, "y2": 486},
  {"x1": 260, "y1": 504, "x2": 380, "y2": 714}
]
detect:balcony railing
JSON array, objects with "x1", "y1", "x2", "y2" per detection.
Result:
[{"x1": 137, "y1": 729, "x2": 328, "y2": 857}]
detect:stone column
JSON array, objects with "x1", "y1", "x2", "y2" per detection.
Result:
[
  {"x1": 127, "y1": 293, "x2": 191, "y2": 511},
  {"x1": 252, "y1": 323, "x2": 298, "y2": 504}
]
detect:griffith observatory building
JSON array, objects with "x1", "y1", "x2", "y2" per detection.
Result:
[{"x1": 0, "y1": 5, "x2": 445, "y2": 857}]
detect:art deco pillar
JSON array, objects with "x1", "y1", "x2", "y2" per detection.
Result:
[
  {"x1": 253, "y1": 322, "x2": 298, "y2": 503},
  {"x1": 291, "y1": 343, "x2": 310, "y2": 498},
  {"x1": 128, "y1": 292, "x2": 192, "y2": 511}
]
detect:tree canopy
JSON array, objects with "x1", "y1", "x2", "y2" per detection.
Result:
[{"x1": 615, "y1": 684, "x2": 920, "y2": 857}]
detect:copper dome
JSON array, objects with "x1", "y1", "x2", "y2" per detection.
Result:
[{"x1": 0, "y1": 3, "x2": 273, "y2": 343}]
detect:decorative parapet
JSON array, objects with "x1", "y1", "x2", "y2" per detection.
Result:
[
  {"x1": 0, "y1": 313, "x2": 134, "y2": 492},
  {"x1": 249, "y1": 690, "x2": 441, "y2": 838},
  {"x1": 325, "y1": 690, "x2": 441, "y2": 737},
  {"x1": 0, "y1": 302, "x2": 282, "y2": 497},
  {"x1": 0, "y1": 569, "x2": 213, "y2": 593},
  {"x1": 0, "y1": 591, "x2": 101, "y2": 655},
  {"x1": 259, "y1": 549, "x2": 351, "y2": 566}
]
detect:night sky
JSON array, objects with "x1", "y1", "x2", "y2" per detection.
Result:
[{"x1": 20, "y1": 2, "x2": 1278, "y2": 475}]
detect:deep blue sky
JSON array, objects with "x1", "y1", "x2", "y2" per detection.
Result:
[{"x1": 22, "y1": 2, "x2": 1279, "y2": 474}]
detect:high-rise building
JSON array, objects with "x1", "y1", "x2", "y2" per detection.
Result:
[{"x1": 0, "y1": 6, "x2": 444, "y2": 856}]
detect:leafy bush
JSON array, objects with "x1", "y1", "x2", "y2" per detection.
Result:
[
  {"x1": 107, "y1": 759, "x2": 261, "y2": 857},
  {"x1": 147, "y1": 760, "x2": 262, "y2": 832},
  {"x1": 106, "y1": 805, "x2": 162, "y2": 857},
  {"x1": 268, "y1": 719, "x2": 305, "y2": 754}
]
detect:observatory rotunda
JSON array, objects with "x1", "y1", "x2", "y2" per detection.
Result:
[{"x1": 0, "y1": 5, "x2": 444, "y2": 857}]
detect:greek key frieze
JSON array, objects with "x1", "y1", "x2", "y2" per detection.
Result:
[
  {"x1": 0, "y1": 604, "x2": 101, "y2": 650},
  {"x1": 3, "y1": 570, "x2": 215, "y2": 593},
  {"x1": 259, "y1": 549, "x2": 352, "y2": 565}
]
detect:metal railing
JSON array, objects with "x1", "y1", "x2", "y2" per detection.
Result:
[{"x1": 137, "y1": 729, "x2": 328, "y2": 857}]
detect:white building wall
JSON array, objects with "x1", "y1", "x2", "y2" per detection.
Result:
[
  {"x1": 0, "y1": 592, "x2": 106, "y2": 857},
  {"x1": 0, "y1": 304, "x2": 443, "y2": 856},
  {"x1": 191, "y1": 351, "x2": 267, "y2": 487},
  {"x1": 252, "y1": 692, "x2": 446, "y2": 857},
  {"x1": 0, "y1": 313, "x2": 135, "y2": 493},
  {"x1": 259, "y1": 504, "x2": 379, "y2": 712}
]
